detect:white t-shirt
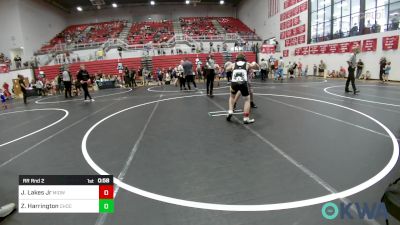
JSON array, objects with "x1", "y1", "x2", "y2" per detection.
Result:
[{"x1": 62, "y1": 71, "x2": 71, "y2": 82}]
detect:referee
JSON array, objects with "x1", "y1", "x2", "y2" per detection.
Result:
[{"x1": 345, "y1": 49, "x2": 360, "y2": 94}]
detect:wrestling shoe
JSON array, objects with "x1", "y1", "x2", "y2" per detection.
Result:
[{"x1": 243, "y1": 118, "x2": 255, "y2": 124}]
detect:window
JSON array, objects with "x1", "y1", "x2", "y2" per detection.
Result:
[
  {"x1": 388, "y1": 2, "x2": 400, "y2": 30},
  {"x1": 366, "y1": 0, "x2": 376, "y2": 10},
  {"x1": 309, "y1": 0, "x2": 400, "y2": 43}
]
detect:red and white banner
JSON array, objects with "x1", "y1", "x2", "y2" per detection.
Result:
[
  {"x1": 283, "y1": 50, "x2": 289, "y2": 57},
  {"x1": 309, "y1": 45, "x2": 319, "y2": 54},
  {"x1": 261, "y1": 44, "x2": 276, "y2": 54},
  {"x1": 0, "y1": 64, "x2": 9, "y2": 73},
  {"x1": 298, "y1": 35, "x2": 306, "y2": 44},
  {"x1": 382, "y1": 36, "x2": 399, "y2": 51},
  {"x1": 295, "y1": 48, "x2": 301, "y2": 56},
  {"x1": 328, "y1": 44, "x2": 338, "y2": 53},
  {"x1": 349, "y1": 41, "x2": 361, "y2": 52},
  {"x1": 281, "y1": 1, "x2": 307, "y2": 21},
  {"x1": 362, "y1": 39, "x2": 377, "y2": 52},
  {"x1": 301, "y1": 46, "x2": 310, "y2": 55}
]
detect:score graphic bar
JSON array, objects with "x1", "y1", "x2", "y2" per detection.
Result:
[{"x1": 18, "y1": 175, "x2": 114, "y2": 213}]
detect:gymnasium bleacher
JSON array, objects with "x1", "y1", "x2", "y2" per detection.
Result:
[
  {"x1": 39, "y1": 17, "x2": 259, "y2": 52},
  {"x1": 40, "y1": 21, "x2": 126, "y2": 51},
  {"x1": 217, "y1": 17, "x2": 256, "y2": 37},
  {"x1": 35, "y1": 52, "x2": 256, "y2": 80},
  {"x1": 127, "y1": 21, "x2": 174, "y2": 45},
  {"x1": 180, "y1": 17, "x2": 219, "y2": 38},
  {"x1": 35, "y1": 58, "x2": 142, "y2": 80}
]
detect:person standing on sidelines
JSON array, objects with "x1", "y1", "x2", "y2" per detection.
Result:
[
  {"x1": 345, "y1": 49, "x2": 359, "y2": 94},
  {"x1": 62, "y1": 67, "x2": 72, "y2": 98},
  {"x1": 182, "y1": 58, "x2": 196, "y2": 90},
  {"x1": 226, "y1": 54, "x2": 260, "y2": 124},
  {"x1": 77, "y1": 65, "x2": 94, "y2": 102},
  {"x1": 356, "y1": 59, "x2": 364, "y2": 79},
  {"x1": 177, "y1": 61, "x2": 186, "y2": 91},
  {"x1": 18, "y1": 75, "x2": 28, "y2": 104},
  {"x1": 379, "y1": 57, "x2": 387, "y2": 82},
  {"x1": 206, "y1": 55, "x2": 216, "y2": 97},
  {"x1": 195, "y1": 58, "x2": 203, "y2": 82},
  {"x1": 383, "y1": 61, "x2": 391, "y2": 83},
  {"x1": 260, "y1": 59, "x2": 268, "y2": 81},
  {"x1": 224, "y1": 60, "x2": 233, "y2": 82}
]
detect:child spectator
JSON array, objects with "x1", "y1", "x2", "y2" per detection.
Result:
[
  {"x1": 383, "y1": 62, "x2": 391, "y2": 83},
  {"x1": 0, "y1": 89, "x2": 7, "y2": 110}
]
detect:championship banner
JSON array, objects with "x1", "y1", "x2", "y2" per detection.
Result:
[
  {"x1": 0, "y1": 64, "x2": 9, "y2": 73},
  {"x1": 383, "y1": 36, "x2": 399, "y2": 51},
  {"x1": 301, "y1": 46, "x2": 310, "y2": 55},
  {"x1": 283, "y1": 50, "x2": 289, "y2": 57},
  {"x1": 362, "y1": 39, "x2": 377, "y2": 52},
  {"x1": 261, "y1": 44, "x2": 275, "y2": 54},
  {"x1": 328, "y1": 43, "x2": 339, "y2": 53}
]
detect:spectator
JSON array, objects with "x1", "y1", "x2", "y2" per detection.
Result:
[
  {"x1": 0, "y1": 88, "x2": 7, "y2": 110},
  {"x1": 313, "y1": 64, "x2": 317, "y2": 76},
  {"x1": 14, "y1": 55, "x2": 22, "y2": 69},
  {"x1": 379, "y1": 57, "x2": 387, "y2": 81},
  {"x1": 339, "y1": 66, "x2": 347, "y2": 77},
  {"x1": 260, "y1": 59, "x2": 268, "y2": 81},
  {"x1": 383, "y1": 61, "x2": 391, "y2": 83},
  {"x1": 303, "y1": 65, "x2": 309, "y2": 77},
  {"x1": 18, "y1": 75, "x2": 28, "y2": 104},
  {"x1": 63, "y1": 67, "x2": 72, "y2": 98},
  {"x1": 356, "y1": 59, "x2": 364, "y2": 79},
  {"x1": 183, "y1": 58, "x2": 196, "y2": 90},
  {"x1": 2, "y1": 82, "x2": 11, "y2": 99},
  {"x1": 298, "y1": 61, "x2": 303, "y2": 77},
  {"x1": 36, "y1": 79, "x2": 44, "y2": 96},
  {"x1": 359, "y1": 70, "x2": 371, "y2": 80},
  {"x1": 318, "y1": 60, "x2": 326, "y2": 77}
]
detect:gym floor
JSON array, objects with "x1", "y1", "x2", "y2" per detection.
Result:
[{"x1": 0, "y1": 77, "x2": 399, "y2": 225}]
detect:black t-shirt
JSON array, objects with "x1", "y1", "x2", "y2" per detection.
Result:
[
  {"x1": 357, "y1": 62, "x2": 364, "y2": 70},
  {"x1": 19, "y1": 79, "x2": 26, "y2": 91},
  {"x1": 77, "y1": 69, "x2": 90, "y2": 82}
]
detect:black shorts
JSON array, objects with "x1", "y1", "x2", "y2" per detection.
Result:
[{"x1": 230, "y1": 82, "x2": 249, "y2": 97}]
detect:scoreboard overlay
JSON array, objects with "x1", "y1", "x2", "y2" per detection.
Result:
[{"x1": 18, "y1": 175, "x2": 114, "y2": 213}]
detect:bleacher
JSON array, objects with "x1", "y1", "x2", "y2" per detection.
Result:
[
  {"x1": 39, "y1": 21, "x2": 126, "y2": 52},
  {"x1": 127, "y1": 21, "x2": 173, "y2": 45},
  {"x1": 35, "y1": 58, "x2": 142, "y2": 81},
  {"x1": 180, "y1": 17, "x2": 219, "y2": 38},
  {"x1": 38, "y1": 17, "x2": 260, "y2": 53},
  {"x1": 216, "y1": 17, "x2": 258, "y2": 39},
  {"x1": 35, "y1": 52, "x2": 256, "y2": 81}
]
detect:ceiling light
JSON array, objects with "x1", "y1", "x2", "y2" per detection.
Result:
[
  {"x1": 112, "y1": 3, "x2": 117, "y2": 8},
  {"x1": 148, "y1": 17, "x2": 152, "y2": 20},
  {"x1": 220, "y1": 0, "x2": 224, "y2": 4},
  {"x1": 150, "y1": 1, "x2": 155, "y2": 5},
  {"x1": 186, "y1": 0, "x2": 190, "y2": 4},
  {"x1": 77, "y1": 6, "x2": 82, "y2": 11}
]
